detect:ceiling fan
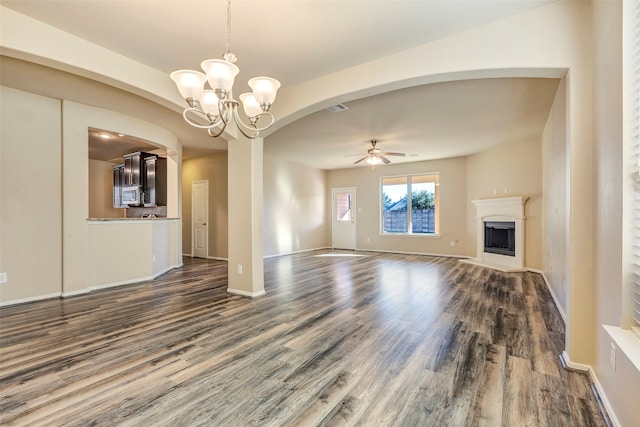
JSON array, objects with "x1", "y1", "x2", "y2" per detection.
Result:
[{"x1": 349, "y1": 139, "x2": 406, "y2": 165}]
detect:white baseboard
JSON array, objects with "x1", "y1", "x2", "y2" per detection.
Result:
[
  {"x1": 528, "y1": 268, "x2": 567, "y2": 324},
  {"x1": 152, "y1": 265, "x2": 177, "y2": 279},
  {"x1": 0, "y1": 292, "x2": 62, "y2": 307},
  {"x1": 207, "y1": 256, "x2": 228, "y2": 261},
  {"x1": 183, "y1": 252, "x2": 193, "y2": 257},
  {"x1": 263, "y1": 246, "x2": 331, "y2": 259},
  {"x1": 90, "y1": 276, "x2": 154, "y2": 291},
  {"x1": 226, "y1": 287, "x2": 266, "y2": 298},
  {"x1": 357, "y1": 248, "x2": 470, "y2": 259},
  {"x1": 61, "y1": 289, "x2": 91, "y2": 298},
  {"x1": 560, "y1": 351, "x2": 618, "y2": 427}
]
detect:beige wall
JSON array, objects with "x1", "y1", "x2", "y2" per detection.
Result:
[
  {"x1": 182, "y1": 152, "x2": 228, "y2": 259},
  {"x1": 0, "y1": 86, "x2": 181, "y2": 304},
  {"x1": 181, "y1": 152, "x2": 330, "y2": 259},
  {"x1": 89, "y1": 159, "x2": 125, "y2": 219},
  {"x1": 0, "y1": 86, "x2": 62, "y2": 304},
  {"x1": 466, "y1": 137, "x2": 544, "y2": 269},
  {"x1": 590, "y1": 1, "x2": 640, "y2": 426},
  {"x1": 542, "y1": 77, "x2": 568, "y2": 314},
  {"x1": 263, "y1": 155, "x2": 329, "y2": 257},
  {"x1": 328, "y1": 157, "x2": 468, "y2": 256}
]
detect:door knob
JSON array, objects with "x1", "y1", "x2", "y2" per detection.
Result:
[{"x1": 203, "y1": 223, "x2": 206, "y2": 226}]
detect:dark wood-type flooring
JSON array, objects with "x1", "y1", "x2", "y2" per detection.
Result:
[{"x1": 0, "y1": 250, "x2": 607, "y2": 426}]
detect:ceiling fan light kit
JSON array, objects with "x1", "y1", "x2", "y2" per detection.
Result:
[
  {"x1": 170, "y1": 0, "x2": 280, "y2": 139},
  {"x1": 352, "y1": 139, "x2": 406, "y2": 165}
]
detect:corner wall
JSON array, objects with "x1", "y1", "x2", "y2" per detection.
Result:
[{"x1": 466, "y1": 137, "x2": 544, "y2": 270}]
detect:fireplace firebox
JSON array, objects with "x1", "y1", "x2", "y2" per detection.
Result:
[{"x1": 484, "y1": 221, "x2": 516, "y2": 257}]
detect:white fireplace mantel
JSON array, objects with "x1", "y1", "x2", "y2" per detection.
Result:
[{"x1": 463, "y1": 196, "x2": 529, "y2": 272}]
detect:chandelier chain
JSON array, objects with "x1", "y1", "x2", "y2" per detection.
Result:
[{"x1": 226, "y1": 0, "x2": 232, "y2": 55}]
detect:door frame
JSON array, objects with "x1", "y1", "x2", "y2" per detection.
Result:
[
  {"x1": 191, "y1": 179, "x2": 209, "y2": 258},
  {"x1": 332, "y1": 187, "x2": 357, "y2": 250}
]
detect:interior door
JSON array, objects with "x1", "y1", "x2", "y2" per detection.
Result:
[
  {"x1": 192, "y1": 180, "x2": 208, "y2": 258},
  {"x1": 332, "y1": 187, "x2": 356, "y2": 250}
]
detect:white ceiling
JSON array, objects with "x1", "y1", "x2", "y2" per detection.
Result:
[{"x1": 1, "y1": 0, "x2": 560, "y2": 169}]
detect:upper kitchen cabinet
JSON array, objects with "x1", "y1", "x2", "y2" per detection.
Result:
[{"x1": 123, "y1": 152, "x2": 156, "y2": 187}]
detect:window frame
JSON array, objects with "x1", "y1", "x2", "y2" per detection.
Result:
[{"x1": 379, "y1": 173, "x2": 440, "y2": 237}]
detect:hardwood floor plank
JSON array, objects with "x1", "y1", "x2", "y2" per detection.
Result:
[
  {"x1": 0, "y1": 251, "x2": 607, "y2": 426},
  {"x1": 465, "y1": 344, "x2": 506, "y2": 426},
  {"x1": 503, "y1": 355, "x2": 538, "y2": 426}
]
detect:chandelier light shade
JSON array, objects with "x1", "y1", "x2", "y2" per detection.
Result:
[{"x1": 170, "y1": 0, "x2": 280, "y2": 139}]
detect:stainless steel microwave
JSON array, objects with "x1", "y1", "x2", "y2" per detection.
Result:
[{"x1": 121, "y1": 186, "x2": 142, "y2": 206}]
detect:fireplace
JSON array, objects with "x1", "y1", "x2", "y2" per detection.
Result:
[
  {"x1": 463, "y1": 196, "x2": 528, "y2": 272},
  {"x1": 484, "y1": 221, "x2": 516, "y2": 257}
]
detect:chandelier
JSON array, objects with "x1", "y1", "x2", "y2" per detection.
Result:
[{"x1": 170, "y1": 0, "x2": 280, "y2": 139}]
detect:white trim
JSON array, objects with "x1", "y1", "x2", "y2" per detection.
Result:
[
  {"x1": 61, "y1": 289, "x2": 90, "y2": 298},
  {"x1": 0, "y1": 292, "x2": 62, "y2": 307},
  {"x1": 590, "y1": 368, "x2": 620, "y2": 427},
  {"x1": 460, "y1": 258, "x2": 526, "y2": 273},
  {"x1": 152, "y1": 265, "x2": 176, "y2": 279},
  {"x1": 529, "y1": 268, "x2": 567, "y2": 324},
  {"x1": 263, "y1": 246, "x2": 331, "y2": 259},
  {"x1": 90, "y1": 276, "x2": 155, "y2": 291},
  {"x1": 183, "y1": 252, "x2": 193, "y2": 257},
  {"x1": 226, "y1": 288, "x2": 266, "y2": 298},
  {"x1": 560, "y1": 350, "x2": 590, "y2": 371},
  {"x1": 207, "y1": 256, "x2": 229, "y2": 261},
  {"x1": 89, "y1": 265, "x2": 180, "y2": 291}
]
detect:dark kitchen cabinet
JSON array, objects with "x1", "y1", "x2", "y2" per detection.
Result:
[
  {"x1": 112, "y1": 163, "x2": 126, "y2": 208},
  {"x1": 123, "y1": 152, "x2": 155, "y2": 187}
]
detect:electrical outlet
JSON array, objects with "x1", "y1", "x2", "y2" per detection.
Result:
[
  {"x1": 610, "y1": 342, "x2": 616, "y2": 371},
  {"x1": 237, "y1": 264, "x2": 243, "y2": 274},
  {"x1": 0, "y1": 272, "x2": 6, "y2": 283}
]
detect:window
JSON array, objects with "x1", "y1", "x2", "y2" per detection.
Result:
[
  {"x1": 336, "y1": 192, "x2": 352, "y2": 221},
  {"x1": 381, "y1": 174, "x2": 439, "y2": 235}
]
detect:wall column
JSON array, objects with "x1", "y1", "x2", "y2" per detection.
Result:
[{"x1": 227, "y1": 134, "x2": 265, "y2": 297}]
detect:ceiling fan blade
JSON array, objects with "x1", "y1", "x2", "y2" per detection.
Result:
[
  {"x1": 353, "y1": 155, "x2": 369, "y2": 164},
  {"x1": 380, "y1": 151, "x2": 406, "y2": 156},
  {"x1": 379, "y1": 155, "x2": 391, "y2": 164}
]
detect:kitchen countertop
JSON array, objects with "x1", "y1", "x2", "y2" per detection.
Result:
[{"x1": 87, "y1": 217, "x2": 179, "y2": 221}]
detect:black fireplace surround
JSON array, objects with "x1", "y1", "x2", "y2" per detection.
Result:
[{"x1": 484, "y1": 221, "x2": 516, "y2": 257}]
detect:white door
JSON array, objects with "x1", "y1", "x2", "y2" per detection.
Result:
[
  {"x1": 332, "y1": 187, "x2": 356, "y2": 250},
  {"x1": 192, "y1": 180, "x2": 209, "y2": 258}
]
